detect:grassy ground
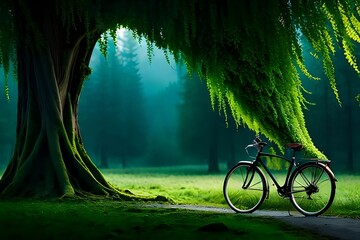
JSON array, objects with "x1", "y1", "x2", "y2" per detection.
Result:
[
  {"x1": 0, "y1": 199, "x2": 330, "y2": 240},
  {"x1": 103, "y1": 165, "x2": 360, "y2": 218},
  {"x1": 0, "y1": 165, "x2": 358, "y2": 239}
]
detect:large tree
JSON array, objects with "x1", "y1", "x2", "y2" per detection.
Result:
[{"x1": 0, "y1": 0, "x2": 359, "y2": 198}]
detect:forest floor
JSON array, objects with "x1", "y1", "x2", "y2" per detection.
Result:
[
  {"x1": 150, "y1": 204, "x2": 360, "y2": 240},
  {"x1": 1, "y1": 168, "x2": 359, "y2": 239},
  {"x1": 0, "y1": 199, "x2": 348, "y2": 240}
]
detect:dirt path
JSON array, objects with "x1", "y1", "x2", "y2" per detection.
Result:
[{"x1": 151, "y1": 204, "x2": 360, "y2": 240}]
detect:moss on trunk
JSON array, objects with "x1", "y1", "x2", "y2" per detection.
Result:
[
  {"x1": 0, "y1": 3, "x2": 135, "y2": 199},
  {"x1": 0, "y1": 40, "x2": 116, "y2": 198}
]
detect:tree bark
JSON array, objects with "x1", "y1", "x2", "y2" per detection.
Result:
[{"x1": 0, "y1": 3, "x2": 121, "y2": 199}]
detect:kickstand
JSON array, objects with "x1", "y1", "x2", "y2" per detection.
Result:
[
  {"x1": 287, "y1": 209, "x2": 293, "y2": 216},
  {"x1": 286, "y1": 199, "x2": 293, "y2": 216}
]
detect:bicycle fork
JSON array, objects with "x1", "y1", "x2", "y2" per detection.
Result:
[
  {"x1": 242, "y1": 165, "x2": 270, "y2": 199},
  {"x1": 242, "y1": 166, "x2": 255, "y2": 189}
]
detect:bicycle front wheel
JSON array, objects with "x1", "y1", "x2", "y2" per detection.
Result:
[
  {"x1": 223, "y1": 162, "x2": 267, "y2": 213},
  {"x1": 290, "y1": 162, "x2": 336, "y2": 216}
]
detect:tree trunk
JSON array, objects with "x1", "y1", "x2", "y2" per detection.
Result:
[
  {"x1": 208, "y1": 138, "x2": 220, "y2": 173},
  {"x1": 227, "y1": 143, "x2": 236, "y2": 170},
  {"x1": 0, "y1": 3, "x2": 121, "y2": 199},
  {"x1": 345, "y1": 75, "x2": 354, "y2": 172},
  {"x1": 122, "y1": 154, "x2": 127, "y2": 169}
]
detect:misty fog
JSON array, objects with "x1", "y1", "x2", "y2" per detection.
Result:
[{"x1": 0, "y1": 29, "x2": 359, "y2": 173}]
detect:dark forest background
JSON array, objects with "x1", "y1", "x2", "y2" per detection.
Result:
[{"x1": 0, "y1": 29, "x2": 359, "y2": 173}]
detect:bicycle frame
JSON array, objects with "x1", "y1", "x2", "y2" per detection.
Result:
[
  {"x1": 249, "y1": 144, "x2": 335, "y2": 195},
  {"x1": 250, "y1": 145, "x2": 300, "y2": 195},
  {"x1": 255, "y1": 152, "x2": 295, "y2": 194}
]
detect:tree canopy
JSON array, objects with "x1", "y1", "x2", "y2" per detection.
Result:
[{"x1": 1, "y1": 0, "x2": 360, "y2": 162}]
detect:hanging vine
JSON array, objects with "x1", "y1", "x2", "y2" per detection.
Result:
[{"x1": 1, "y1": 0, "x2": 360, "y2": 159}]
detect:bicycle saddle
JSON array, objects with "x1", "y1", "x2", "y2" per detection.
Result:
[{"x1": 286, "y1": 143, "x2": 303, "y2": 150}]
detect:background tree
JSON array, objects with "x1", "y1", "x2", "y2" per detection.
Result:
[
  {"x1": 0, "y1": 72, "x2": 16, "y2": 167},
  {"x1": 115, "y1": 30, "x2": 147, "y2": 168},
  {"x1": 178, "y1": 73, "x2": 244, "y2": 173},
  {"x1": 0, "y1": 0, "x2": 360, "y2": 198},
  {"x1": 146, "y1": 81, "x2": 183, "y2": 166},
  {"x1": 79, "y1": 39, "x2": 123, "y2": 169},
  {"x1": 80, "y1": 31, "x2": 147, "y2": 169}
]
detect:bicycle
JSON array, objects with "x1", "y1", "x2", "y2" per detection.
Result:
[{"x1": 223, "y1": 136, "x2": 337, "y2": 216}]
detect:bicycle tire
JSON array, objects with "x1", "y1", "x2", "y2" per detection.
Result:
[
  {"x1": 223, "y1": 162, "x2": 267, "y2": 213},
  {"x1": 289, "y1": 162, "x2": 336, "y2": 216}
]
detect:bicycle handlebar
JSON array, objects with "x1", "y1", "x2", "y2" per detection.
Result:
[
  {"x1": 245, "y1": 142, "x2": 267, "y2": 149},
  {"x1": 245, "y1": 136, "x2": 267, "y2": 151}
]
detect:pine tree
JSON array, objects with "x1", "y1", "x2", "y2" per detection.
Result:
[
  {"x1": 178, "y1": 72, "x2": 242, "y2": 173},
  {"x1": 80, "y1": 31, "x2": 147, "y2": 168},
  {"x1": 116, "y1": 30, "x2": 147, "y2": 168}
]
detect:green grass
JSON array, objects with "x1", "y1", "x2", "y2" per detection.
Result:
[
  {"x1": 0, "y1": 199, "x2": 329, "y2": 240},
  {"x1": 103, "y1": 166, "x2": 360, "y2": 218},
  {"x1": 104, "y1": 166, "x2": 226, "y2": 206},
  {"x1": 328, "y1": 174, "x2": 360, "y2": 217},
  {"x1": 0, "y1": 165, "x2": 358, "y2": 239}
]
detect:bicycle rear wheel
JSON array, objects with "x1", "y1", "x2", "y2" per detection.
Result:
[
  {"x1": 290, "y1": 162, "x2": 336, "y2": 216},
  {"x1": 223, "y1": 162, "x2": 267, "y2": 213}
]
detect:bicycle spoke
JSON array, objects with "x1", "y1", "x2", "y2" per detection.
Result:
[
  {"x1": 223, "y1": 163, "x2": 266, "y2": 213},
  {"x1": 311, "y1": 167, "x2": 325, "y2": 186},
  {"x1": 294, "y1": 178, "x2": 307, "y2": 189},
  {"x1": 290, "y1": 164, "x2": 335, "y2": 216},
  {"x1": 239, "y1": 167, "x2": 246, "y2": 182},
  {"x1": 317, "y1": 178, "x2": 330, "y2": 185},
  {"x1": 299, "y1": 171, "x2": 311, "y2": 186},
  {"x1": 248, "y1": 180, "x2": 264, "y2": 191}
]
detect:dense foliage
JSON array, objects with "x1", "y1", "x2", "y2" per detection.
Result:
[{"x1": 1, "y1": 0, "x2": 360, "y2": 159}]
